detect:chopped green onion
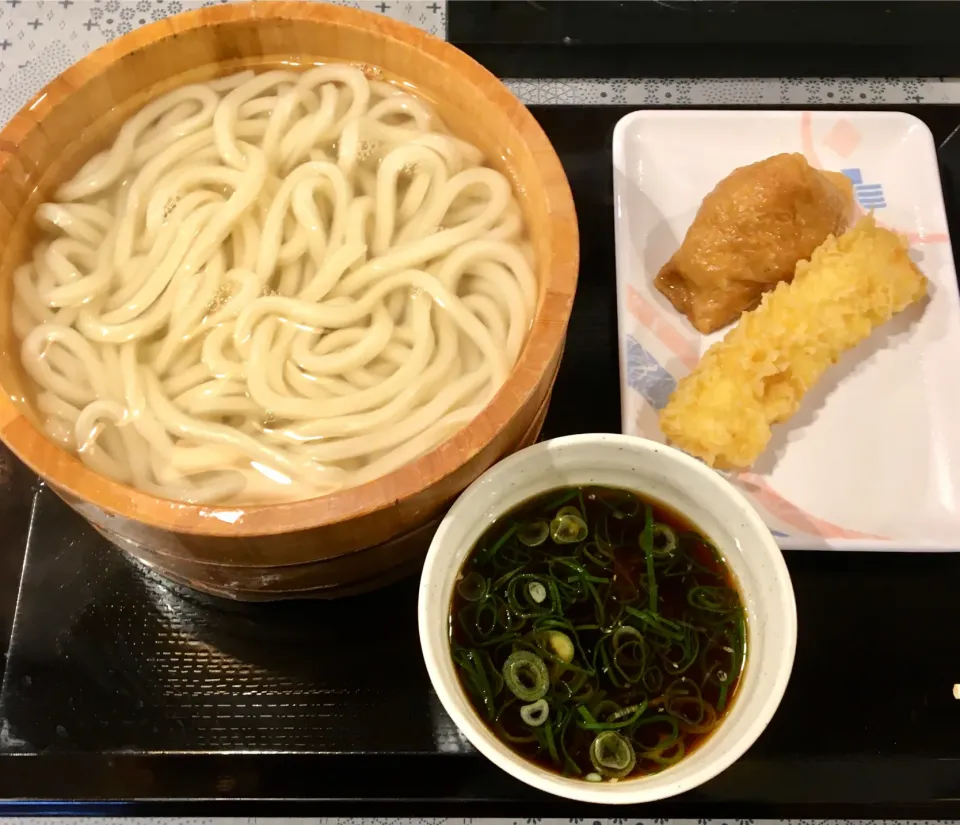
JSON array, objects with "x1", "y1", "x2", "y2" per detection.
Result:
[
  {"x1": 651, "y1": 523, "x2": 677, "y2": 556},
  {"x1": 688, "y1": 585, "x2": 739, "y2": 612},
  {"x1": 528, "y1": 581, "x2": 547, "y2": 603},
  {"x1": 452, "y1": 647, "x2": 501, "y2": 721},
  {"x1": 520, "y1": 698, "x2": 550, "y2": 727},
  {"x1": 662, "y1": 625, "x2": 700, "y2": 675},
  {"x1": 580, "y1": 541, "x2": 614, "y2": 568},
  {"x1": 611, "y1": 627, "x2": 647, "y2": 675},
  {"x1": 502, "y1": 651, "x2": 550, "y2": 701},
  {"x1": 450, "y1": 484, "x2": 745, "y2": 781},
  {"x1": 518, "y1": 520, "x2": 549, "y2": 547},
  {"x1": 624, "y1": 606, "x2": 686, "y2": 641},
  {"x1": 589, "y1": 731, "x2": 636, "y2": 778},
  {"x1": 642, "y1": 665, "x2": 663, "y2": 693},
  {"x1": 612, "y1": 493, "x2": 640, "y2": 519},
  {"x1": 576, "y1": 702, "x2": 646, "y2": 731},
  {"x1": 540, "y1": 488, "x2": 580, "y2": 512},
  {"x1": 536, "y1": 714, "x2": 560, "y2": 765},
  {"x1": 551, "y1": 514, "x2": 588, "y2": 544},
  {"x1": 474, "y1": 523, "x2": 518, "y2": 567},
  {"x1": 608, "y1": 702, "x2": 647, "y2": 722},
  {"x1": 494, "y1": 718, "x2": 537, "y2": 745},
  {"x1": 640, "y1": 504, "x2": 658, "y2": 614},
  {"x1": 557, "y1": 707, "x2": 582, "y2": 776},
  {"x1": 541, "y1": 629, "x2": 575, "y2": 663},
  {"x1": 456, "y1": 571, "x2": 488, "y2": 602},
  {"x1": 642, "y1": 739, "x2": 686, "y2": 766},
  {"x1": 630, "y1": 714, "x2": 680, "y2": 752},
  {"x1": 676, "y1": 701, "x2": 718, "y2": 734},
  {"x1": 507, "y1": 574, "x2": 556, "y2": 616},
  {"x1": 612, "y1": 625, "x2": 644, "y2": 649}
]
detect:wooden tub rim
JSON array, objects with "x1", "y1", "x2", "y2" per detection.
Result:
[{"x1": 0, "y1": 1, "x2": 578, "y2": 537}]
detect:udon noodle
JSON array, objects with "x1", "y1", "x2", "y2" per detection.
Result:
[{"x1": 12, "y1": 66, "x2": 535, "y2": 505}]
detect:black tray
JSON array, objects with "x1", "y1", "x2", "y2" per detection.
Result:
[
  {"x1": 447, "y1": 1, "x2": 960, "y2": 79},
  {"x1": 2, "y1": 103, "x2": 960, "y2": 816}
]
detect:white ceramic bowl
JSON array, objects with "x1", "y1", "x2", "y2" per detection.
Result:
[{"x1": 418, "y1": 433, "x2": 797, "y2": 804}]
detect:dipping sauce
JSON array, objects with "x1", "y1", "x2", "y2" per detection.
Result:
[{"x1": 449, "y1": 485, "x2": 746, "y2": 781}]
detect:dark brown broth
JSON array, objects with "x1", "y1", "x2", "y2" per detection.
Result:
[{"x1": 449, "y1": 485, "x2": 746, "y2": 781}]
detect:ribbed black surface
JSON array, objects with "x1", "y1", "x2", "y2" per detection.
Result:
[
  {"x1": 0, "y1": 486, "x2": 466, "y2": 754},
  {"x1": 447, "y1": 1, "x2": 960, "y2": 78}
]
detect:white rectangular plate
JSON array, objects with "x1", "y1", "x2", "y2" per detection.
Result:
[{"x1": 612, "y1": 109, "x2": 960, "y2": 551}]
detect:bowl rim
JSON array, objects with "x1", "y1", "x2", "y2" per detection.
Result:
[
  {"x1": 0, "y1": 1, "x2": 578, "y2": 536},
  {"x1": 417, "y1": 433, "x2": 798, "y2": 804}
]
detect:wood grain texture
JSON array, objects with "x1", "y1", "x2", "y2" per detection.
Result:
[
  {"x1": 0, "y1": 2, "x2": 578, "y2": 597},
  {"x1": 105, "y1": 377, "x2": 553, "y2": 601},
  {"x1": 80, "y1": 361, "x2": 556, "y2": 598}
]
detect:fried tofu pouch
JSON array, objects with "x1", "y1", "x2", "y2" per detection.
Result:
[
  {"x1": 658, "y1": 215, "x2": 927, "y2": 469},
  {"x1": 656, "y1": 153, "x2": 854, "y2": 334}
]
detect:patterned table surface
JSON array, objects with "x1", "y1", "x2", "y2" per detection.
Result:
[
  {"x1": 0, "y1": 819, "x2": 955, "y2": 825},
  {"x1": 2, "y1": 0, "x2": 960, "y2": 123},
  {"x1": 2, "y1": 1, "x2": 960, "y2": 821}
]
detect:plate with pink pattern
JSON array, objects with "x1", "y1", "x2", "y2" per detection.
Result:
[{"x1": 612, "y1": 109, "x2": 960, "y2": 551}]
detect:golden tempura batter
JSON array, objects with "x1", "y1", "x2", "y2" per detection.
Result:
[{"x1": 659, "y1": 215, "x2": 928, "y2": 469}]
